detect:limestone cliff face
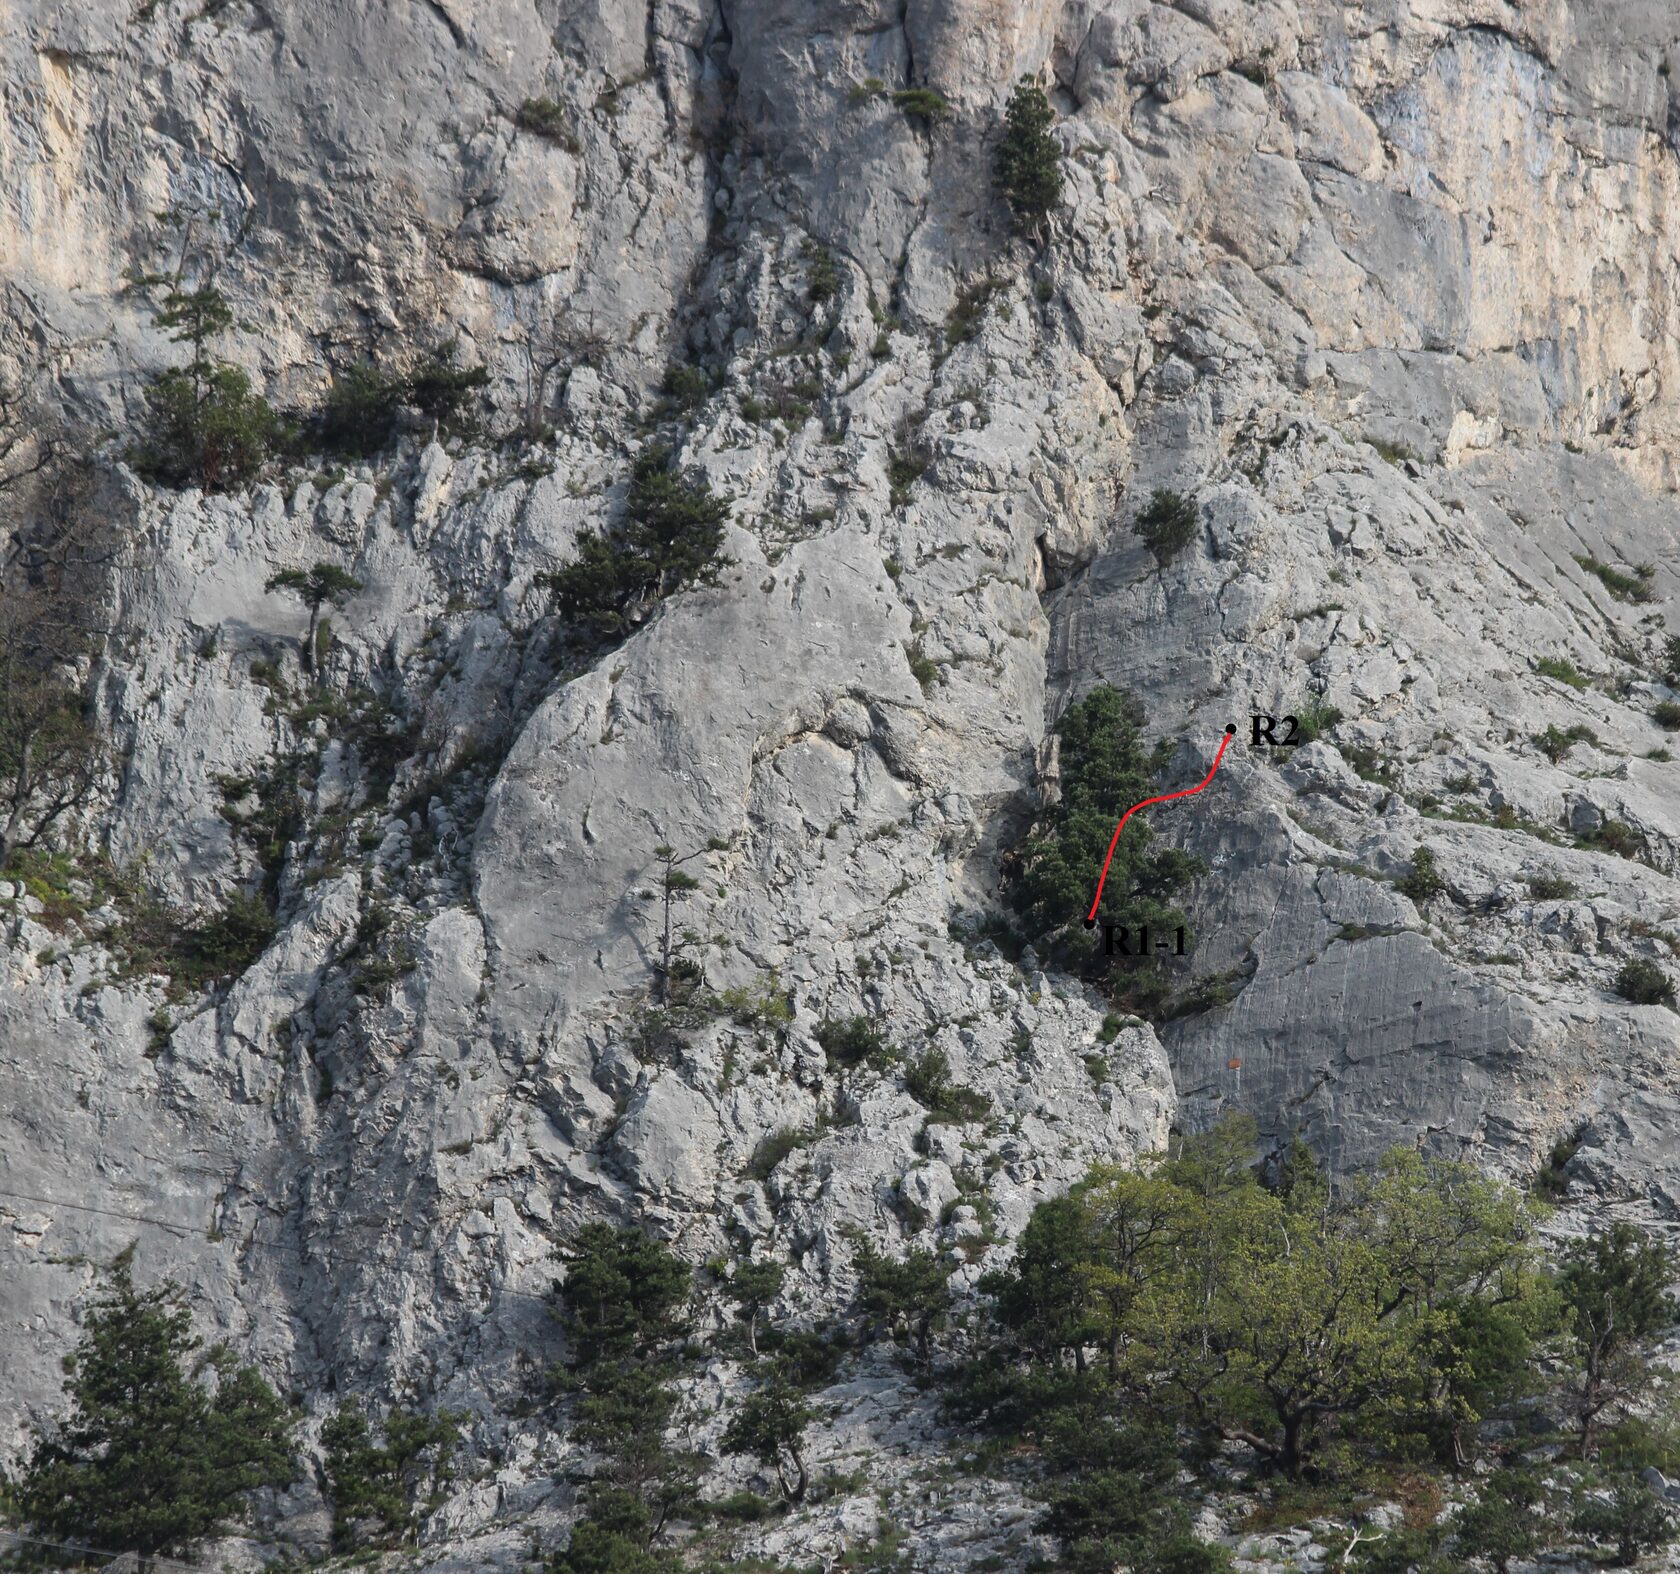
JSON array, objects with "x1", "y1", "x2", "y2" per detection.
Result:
[{"x1": 4, "y1": 0, "x2": 1680, "y2": 1566}]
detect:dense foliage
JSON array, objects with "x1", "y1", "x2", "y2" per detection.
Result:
[
  {"x1": 549, "y1": 1226, "x2": 698, "y2": 1573},
  {"x1": 10, "y1": 1256, "x2": 296, "y2": 1560},
  {"x1": 544, "y1": 447, "x2": 730, "y2": 644},
  {"x1": 949, "y1": 1119, "x2": 1680, "y2": 1571},
  {"x1": 132, "y1": 284, "x2": 285, "y2": 492},
  {"x1": 322, "y1": 1405, "x2": 464, "y2": 1549},
  {"x1": 971, "y1": 1122, "x2": 1550, "y2": 1474},
  {"x1": 314, "y1": 340, "x2": 489, "y2": 456},
  {"x1": 1133, "y1": 487, "x2": 1200, "y2": 563},
  {"x1": 994, "y1": 81, "x2": 1064, "y2": 231},
  {"x1": 1012, "y1": 684, "x2": 1203, "y2": 967}
]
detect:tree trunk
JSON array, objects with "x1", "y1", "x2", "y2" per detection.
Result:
[
  {"x1": 659, "y1": 876, "x2": 674, "y2": 1002},
  {"x1": 1, "y1": 733, "x2": 35, "y2": 872},
  {"x1": 1280, "y1": 1412, "x2": 1303, "y2": 1478}
]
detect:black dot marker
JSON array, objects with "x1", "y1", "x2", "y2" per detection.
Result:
[
  {"x1": 1082, "y1": 918, "x2": 1096, "y2": 929},
  {"x1": 1225, "y1": 723, "x2": 1237, "y2": 735}
]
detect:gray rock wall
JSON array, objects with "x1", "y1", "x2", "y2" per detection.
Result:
[{"x1": 5, "y1": 0, "x2": 1680, "y2": 1565}]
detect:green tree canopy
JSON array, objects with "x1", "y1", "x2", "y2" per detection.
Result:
[
  {"x1": 322, "y1": 1404, "x2": 464, "y2": 1550},
  {"x1": 545, "y1": 449, "x2": 730, "y2": 645},
  {"x1": 264, "y1": 561, "x2": 364, "y2": 677},
  {"x1": 13, "y1": 1255, "x2": 296, "y2": 1559},
  {"x1": 405, "y1": 338, "x2": 490, "y2": 431},
  {"x1": 975, "y1": 1122, "x2": 1551, "y2": 1478},
  {"x1": 560, "y1": 1223, "x2": 692, "y2": 1369},
  {"x1": 994, "y1": 80, "x2": 1065, "y2": 231},
  {"x1": 719, "y1": 1365, "x2": 817, "y2": 1502},
  {"x1": 133, "y1": 283, "x2": 284, "y2": 492},
  {"x1": 852, "y1": 1239, "x2": 952, "y2": 1369},
  {"x1": 1012, "y1": 684, "x2": 1202, "y2": 965},
  {"x1": 1559, "y1": 1222, "x2": 1677, "y2": 1454},
  {"x1": 724, "y1": 1260, "x2": 786, "y2": 1356}
]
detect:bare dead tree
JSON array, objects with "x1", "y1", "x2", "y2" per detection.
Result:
[
  {"x1": 0, "y1": 400, "x2": 117, "y2": 874},
  {"x1": 0, "y1": 607, "x2": 104, "y2": 873},
  {"x1": 510, "y1": 309, "x2": 607, "y2": 439},
  {"x1": 0, "y1": 383, "x2": 63, "y2": 510}
]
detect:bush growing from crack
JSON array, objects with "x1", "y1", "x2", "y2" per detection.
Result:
[
  {"x1": 815, "y1": 1014, "x2": 890, "y2": 1069},
  {"x1": 891, "y1": 87, "x2": 952, "y2": 122},
  {"x1": 1397, "y1": 846, "x2": 1445, "y2": 903},
  {"x1": 1615, "y1": 956, "x2": 1675, "y2": 1007},
  {"x1": 1133, "y1": 487, "x2": 1200, "y2": 564},
  {"x1": 1294, "y1": 693, "x2": 1343, "y2": 743},
  {"x1": 544, "y1": 447, "x2": 730, "y2": 644},
  {"x1": 804, "y1": 242, "x2": 841, "y2": 303},
  {"x1": 516, "y1": 95, "x2": 579, "y2": 150},
  {"x1": 902, "y1": 1047, "x2": 990, "y2": 1123}
]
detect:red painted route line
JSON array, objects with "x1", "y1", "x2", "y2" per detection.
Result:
[{"x1": 1083, "y1": 724, "x2": 1237, "y2": 927}]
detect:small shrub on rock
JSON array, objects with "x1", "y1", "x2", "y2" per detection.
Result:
[
  {"x1": 1653, "y1": 700, "x2": 1680, "y2": 732},
  {"x1": 1662, "y1": 635, "x2": 1680, "y2": 687},
  {"x1": 748, "y1": 1127, "x2": 809, "y2": 1182},
  {"x1": 1577, "y1": 553, "x2": 1655, "y2": 605},
  {"x1": 1295, "y1": 694, "x2": 1343, "y2": 743},
  {"x1": 1615, "y1": 957, "x2": 1675, "y2": 1007},
  {"x1": 183, "y1": 891, "x2": 278, "y2": 981},
  {"x1": 1534, "y1": 722, "x2": 1596, "y2": 762},
  {"x1": 1580, "y1": 819, "x2": 1644, "y2": 860},
  {"x1": 815, "y1": 1015, "x2": 889, "y2": 1068},
  {"x1": 316, "y1": 362, "x2": 407, "y2": 456},
  {"x1": 1536, "y1": 655, "x2": 1589, "y2": 689},
  {"x1": 902, "y1": 1048, "x2": 989, "y2": 1123},
  {"x1": 515, "y1": 95, "x2": 579, "y2": 150},
  {"x1": 1451, "y1": 1468, "x2": 1551, "y2": 1572},
  {"x1": 804, "y1": 243, "x2": 841, "y2": 303},
  {"x1": 659, "y1": 362, "x2": 709, "y2": 411},
  {"x1": 892, "y1": 87, "x2": 952, "y2": 122},
  {"x1": 544, "y1": 447, "x2": 730, "y2": 644},
  {"x1": 1133, "y1": 488, "x2": 1199, "y2": 564},
  {"x1": 1397, "y1": 846, "x2": 1445, "y2": 904},
  {"x1": 1571, "y1": 1475, "x2": 1678, "y2": 1566}
]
